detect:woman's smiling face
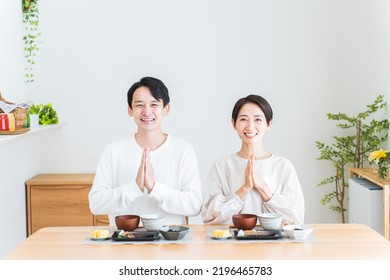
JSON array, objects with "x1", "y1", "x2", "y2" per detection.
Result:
[{"x1": 232, "y1": 102, "x2": 272, "y2": 144}]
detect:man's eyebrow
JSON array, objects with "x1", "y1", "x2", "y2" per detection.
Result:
[{"x1": 133, "y1": 99, "x2": 161, "y2": 104}]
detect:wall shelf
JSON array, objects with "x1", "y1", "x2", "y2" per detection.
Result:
[{"x1": 0, "y1": 123, "x2": 66, "y2": 145}]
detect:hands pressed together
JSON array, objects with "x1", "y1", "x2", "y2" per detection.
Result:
[
  {"x1": 237, "y1": 155, "x2": 273, "y2": 202},
  {"x1": 135, "y1": 148, "x2": 273, "y2": 201},
  {"x1": 136, "y1": 147, "x2": 155, "y2": 193}
]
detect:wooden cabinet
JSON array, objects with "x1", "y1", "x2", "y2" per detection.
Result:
[
  {"x1": 94, "y1": 215, "x2": 110, "y2": 226},
  {"x1": 26, "y1": 174, "x2": 109, "y2": 236}
]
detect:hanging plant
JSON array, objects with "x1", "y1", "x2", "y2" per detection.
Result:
[{"x1": 22, "y1": 0, "x2": 42, "y2": 83}]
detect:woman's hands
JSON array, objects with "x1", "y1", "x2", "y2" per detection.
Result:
[
  {"x1": 236, "y1": 155, "x2": 273, "y2": 202},
  {"x1": 136, "y1": 147, "x2": 155, "y2": 193},
  {"x1": 235, "y1": 155, "x2": 255, "y2": 200}
]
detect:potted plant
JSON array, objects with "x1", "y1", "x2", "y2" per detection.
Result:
[
  {"x1": 28, "y1": 103, "x2": 59, "y2": 126},
  {"x1": 315, "y1": 95, "x2": 389, "y2": 223},
  {"x1": 28, "y1": 103, "x2": 41, "y2": 127}
]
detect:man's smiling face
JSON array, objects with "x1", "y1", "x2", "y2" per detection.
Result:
[{"x1": 128, "y1": 86, "x2": 170, "y2": 133}]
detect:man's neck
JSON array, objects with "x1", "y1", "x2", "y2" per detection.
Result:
[{"x1": 134, "y1": 131, "x2": 167, "y2": 151}]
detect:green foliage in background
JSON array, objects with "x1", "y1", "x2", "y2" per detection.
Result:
[
  {"x1": 315, "y1": 95, "x2": 389, "y2": 223},
  {"x1": 29, "y1": 103, "x2": 41, "y2": 114},
  {"x1": 29, "y1": 103, "x2": 59, "y2": 125},
  {"x1": 22, "y1": 0, "x2": 42, "y2": 83}
]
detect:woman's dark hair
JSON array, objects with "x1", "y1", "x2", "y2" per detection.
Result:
[
  {"x1": 232, "y1": 95, "x2": 273, "y2": 125},
  {"x1": 127, "y1": 77, "x2": 170, "y2": 108}
]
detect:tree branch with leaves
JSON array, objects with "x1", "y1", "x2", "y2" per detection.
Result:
[{"x1": 315, "y1": 95, "x2": 389, "y2": 223}]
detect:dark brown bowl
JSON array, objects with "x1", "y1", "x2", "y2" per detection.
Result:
[
  {"x1": 232, "y1": 214, "x2": 257, "y2": 230},
  {"x1": 115, "y1": 215, "x2": 140, "y2": 231}
]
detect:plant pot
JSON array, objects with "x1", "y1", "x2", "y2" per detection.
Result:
[{"x1": 29, "y1": 114, "x2": 39, "y2": 127}]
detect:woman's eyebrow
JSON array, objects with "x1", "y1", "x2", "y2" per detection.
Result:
[{"x1": 238, "y1": 114, "x2": 264, "y2": 118}]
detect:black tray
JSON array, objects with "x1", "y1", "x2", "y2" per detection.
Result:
[
  {"x1": 234, "y1": 229, "x2": 282, "y2": 240},
  {"x1": 111, "y1": 230, "x2": 160, "y2": 241}
]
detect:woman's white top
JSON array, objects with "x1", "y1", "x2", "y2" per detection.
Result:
[{"x1": 202, "y1": 153, "x2": 305, "y2": 224}]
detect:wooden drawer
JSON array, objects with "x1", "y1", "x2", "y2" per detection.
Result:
[
  {"x1": 29, "y1": 184, "x2": 94, "y2": 233},
  {"x1": 26, "y1": 174, "x2": 108, "y2": 236}
]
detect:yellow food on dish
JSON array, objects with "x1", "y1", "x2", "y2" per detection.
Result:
[
  {"x1": 90, "y1": 229, "x2": 110, "y2": 238},
  {"x1": 212, "y1": 229, "x2": 230, "y2": 238}
]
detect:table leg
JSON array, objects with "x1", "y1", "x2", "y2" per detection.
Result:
[{"x1": 384, "y1": 184, "x2": 390, "y2": 240}]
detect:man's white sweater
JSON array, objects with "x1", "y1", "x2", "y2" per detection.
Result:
[{"x1": 89, "y1": 135, "x2": 203, "y2": 226}]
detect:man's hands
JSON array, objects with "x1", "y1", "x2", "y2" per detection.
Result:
[{"x1": 136, "y1": 147, "x2": 155, "y2": 193}]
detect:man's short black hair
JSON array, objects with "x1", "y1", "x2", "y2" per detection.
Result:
[{"x1": 127, "y1": 77, "x2": 170, "y2": 108}]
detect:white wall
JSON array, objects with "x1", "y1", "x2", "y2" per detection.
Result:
[
  {"x1": 374, "y1": 0, "x2": 390, "y2": 122},
  {"x1": 0, "y1": 136, "x2": 41, "y2": 258},
  {"x1": 1, "y1": 0, "x2": 389, "y2": 258}
]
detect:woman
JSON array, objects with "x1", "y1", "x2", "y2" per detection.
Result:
[{"x1": 202, "y1": 95, "x2": 304, "y2": 225}]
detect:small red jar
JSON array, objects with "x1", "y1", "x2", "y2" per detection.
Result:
[{"x1": 0, "y1": 113, "x2": 9, "y2": 131}]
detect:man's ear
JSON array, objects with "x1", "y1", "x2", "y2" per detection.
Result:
[
  {"x1": 128, "y1": 106, "x2": 134, "y2": 117},
  {"x1": 163, "y1": 104, "x2": 170, "y2": 116}
]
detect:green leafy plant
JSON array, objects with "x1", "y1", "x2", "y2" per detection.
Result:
[
  {"x1": 29, "y1": 103, "x2": 59, "y2": 125},
  {"x1": 28, "y1": 103, "x2": 41, "y2": 115},
  {"x1": 315, "y1": 95, "x2": 389, "y2": 223},
  {"x1": 22, "y1": 0, "x2": 42, "y2": 83}
]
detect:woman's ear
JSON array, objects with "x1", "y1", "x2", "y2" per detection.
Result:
[
  {"x1": 231, "y1": 118, "x2": 236, "y2": 130},
  {"x1": 267, "y1": 120, "x2": 273, "y2": 129}
]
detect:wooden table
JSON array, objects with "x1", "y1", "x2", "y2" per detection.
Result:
[
  {"x1": 4, "y1": 224, "x2": 390, "y2": 260},
  {"x1": 349, "y1": 167, "x2": 390, "y2": 240}
]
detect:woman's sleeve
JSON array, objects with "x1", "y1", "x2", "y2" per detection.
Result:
[
  {"x1": 201, "y1": 163, "x2": 244, "y2": 224},
  {"x1": 262, "y1": 161, "x2": 305, "y2": 224}
]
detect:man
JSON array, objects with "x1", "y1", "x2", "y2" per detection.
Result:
[{"x1": 89, "y1": 77, "x2": 202, "y2": 226}]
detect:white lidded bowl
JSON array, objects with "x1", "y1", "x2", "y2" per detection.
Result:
[
  {"x1": 282, "y1": 224, "x2": 313, "y2": 240},
  {"x1": 258, "y1": 213, "x2": 283, "y2": 230},
  {"x1": 140, "y1": 214, "x2": 166, "y2": 231}
]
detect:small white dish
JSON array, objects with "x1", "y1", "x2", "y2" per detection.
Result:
[
  {"x1": 90, "y1": 237, "x2": 110, "y2": 241},
  {"x1": 282, "y1": 224, "x2": 313, "y2": 240}
]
